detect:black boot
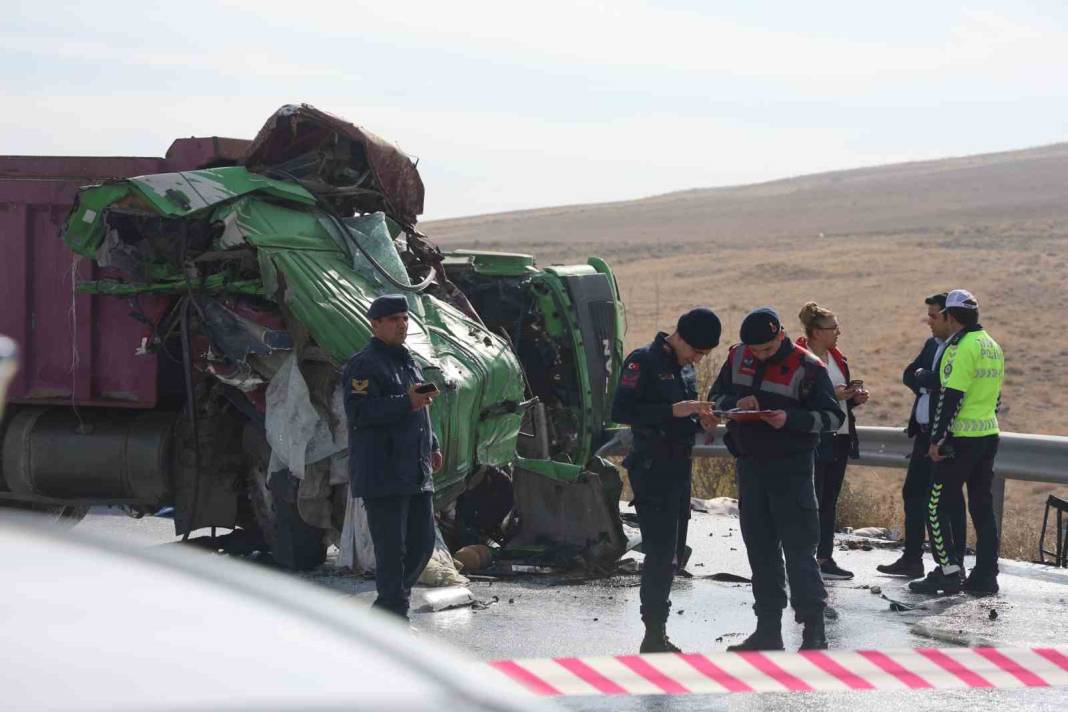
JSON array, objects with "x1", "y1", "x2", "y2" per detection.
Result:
[
  {"x1": 961, "y1": 571, "x2": 999, "y2": 596},
  {"x1": 640, "y1": 620, "x2": 681, "y2": 654},
  {"x1": 727, "y1": 618, "x2": 784, "y2": 652},
  {"x1": 908, "y1": 567, "x2": 962, "y2": 594},
  {"x1": 876, "y1": 555, "x2": 924, "y2": 579},
  {"x1": 800, "y1": 615, "x2": 828, "y2": 650}
]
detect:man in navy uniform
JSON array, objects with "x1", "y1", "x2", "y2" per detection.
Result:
[
  {"x1": 343, "y1": 295, "x2": 443, "y2": 620},
  {"x1": 611, "y1": 307, "x2": 722, "y2": 653},
  {"x1": 709, "y1": 307, "x2": 844, "y2": 651}
]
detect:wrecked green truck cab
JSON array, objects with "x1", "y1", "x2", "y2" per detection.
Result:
[{"x1": 53, "y1": 105, "x2": 628, "y2": 570}]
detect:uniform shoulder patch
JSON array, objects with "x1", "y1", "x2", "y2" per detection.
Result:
[
  {"x1": 351, "y1": 378, "x2": 369, "y2": 395},
  {"x1": 620, "y1": 353, "x2": 644, "y2": 388}
]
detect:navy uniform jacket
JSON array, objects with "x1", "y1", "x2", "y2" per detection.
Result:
[
  {"x1": 903, "y1": 336, "x2": 941, "y2": 437},
  {"x1": 611, "y1": 332, "x2": 701, "y2": 499},
  {"x1": 342, "y1": 337, "x2": 439, "y2": 499},
  {"x1": 708, "y1": 340, "x2": 844, "y2": 460}
]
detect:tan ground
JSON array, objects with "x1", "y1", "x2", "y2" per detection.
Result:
[{"x1": 426, "y1": 141, "x2": 1068, "y2": 561}]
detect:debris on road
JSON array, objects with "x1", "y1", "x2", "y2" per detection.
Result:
[
  {"x1": 881, "y1": 594, "x2": 928, "y2": 612},
  {"x1": 690, "y1": 497, "x2": 738, "y2": 517},
  {"x1": 703, "y1": 572, "x2": 751, "y2": 583},
  {"x1": 412, "y1": 586, "x2": 476, "y2": 613}
]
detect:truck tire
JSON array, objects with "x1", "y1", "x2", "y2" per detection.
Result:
[{"x1": 243, "y1": 426, "x2": 327, "y2": 571}]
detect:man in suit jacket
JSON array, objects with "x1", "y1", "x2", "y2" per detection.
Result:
[{"x1": 877, "y1": 293, "x2": 966, "y2": 578}]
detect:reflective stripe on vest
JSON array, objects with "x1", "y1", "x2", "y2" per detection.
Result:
[{"x1": 729, "y1": 345, "x2": 808, "y2": 402}]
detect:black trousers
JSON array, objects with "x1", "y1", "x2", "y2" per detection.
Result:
[
  {"x1": 737, "y1": 452, "x2": 827, "y2": 623},
  {"x1": 928, "y1": 435, "x2": 1000, "y2": 575},
  {"x1": 364, "y1": 492, "x2": 436, "y2": 619},
  {"x1": 634, "y1": 480, "x2": 690, "y2": 624},
  {"x1": 813, "y1": 435, "x2": 851, "y2": 560},
  {"x1": 903, "y1": 431, "x2": 967, "y2": 562}
]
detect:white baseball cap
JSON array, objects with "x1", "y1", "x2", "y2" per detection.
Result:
[{"x1": 943, "y1": 289, "x2": 978, "y2": 311}]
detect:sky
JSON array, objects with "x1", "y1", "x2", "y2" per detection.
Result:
[{"x1": 4, "y1": 1, "x2": 1068, "y2": 219}]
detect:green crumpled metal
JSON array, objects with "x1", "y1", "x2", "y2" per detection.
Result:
[{"x1": 61, "y1": 166, "x2": 525, "y2": 501}]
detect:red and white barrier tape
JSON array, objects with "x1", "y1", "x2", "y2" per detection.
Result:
[{"x1": 489, "y1": 647, "x2": 1068, "y2": 697}]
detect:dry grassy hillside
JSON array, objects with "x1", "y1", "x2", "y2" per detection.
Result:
[
  {"x1": 426, "y1": 143, "x2": 1068, "y2": 558},
  {"x1": 427, "y1": 142, "x2": 1068, "y2": 437}
]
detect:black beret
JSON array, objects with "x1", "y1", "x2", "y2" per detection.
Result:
[
  {"x1": 739, "y1": 307, "x2": 782, "y2": 345},
  {"x1": 677, "y1": 307, "x2": 721, "y2": 350},
  {"x1": 367, "y1": 294, "x2": 408, "y2": 320}
]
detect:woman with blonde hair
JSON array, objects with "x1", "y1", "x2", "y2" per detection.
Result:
[{"x1": 796, "y1": 302, "x2": 870, "y2": 580}]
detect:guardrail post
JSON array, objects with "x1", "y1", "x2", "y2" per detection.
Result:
[{"x1": 991, "y1": 474, "x2": 1006, "y2": 534}]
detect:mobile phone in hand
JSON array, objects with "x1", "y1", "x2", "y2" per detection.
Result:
[{"x1": 414, "y1": 382, "x2": 439, "y2": 395}]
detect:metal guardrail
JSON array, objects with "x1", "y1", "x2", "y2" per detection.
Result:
[{"x1": 599, "y1": 425, "x2": 1068, "y2": 529}]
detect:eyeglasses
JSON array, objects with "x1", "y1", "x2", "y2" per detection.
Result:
[{"x1": 814, "y1": 323, "x2": 840, "y2": 332}]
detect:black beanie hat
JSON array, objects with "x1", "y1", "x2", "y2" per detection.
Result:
[
  {"x1": 368, "y1": 294, "x2": 408, "y2": 320},
  {"x1": 739, "y1": 307, "x2": 782, "y2": 345},
  {"x1": 677, "y1": 307, "x2": 721, "y2": 350}
]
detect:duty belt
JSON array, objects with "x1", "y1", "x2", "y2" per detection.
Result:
[{"x1": 634, "y1": 437, "x2": 693, "y2": 460}]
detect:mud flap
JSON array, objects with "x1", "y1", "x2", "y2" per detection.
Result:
[{"x1": 509, "y1": 456, "x2": 626, "y2": 565}]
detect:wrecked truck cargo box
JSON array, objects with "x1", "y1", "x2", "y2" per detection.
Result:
[{"x1": 17, "y1": 103, "x2": 628, "y2": 571}]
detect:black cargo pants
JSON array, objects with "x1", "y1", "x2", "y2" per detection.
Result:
[
  {"x1": 928, "y1": 435, "x2": 1000, "y2": 576},
  {"x1": 364, "y1": 492, "x2": 436, "y2": 619},
  {"x1": 736, "y1": 451, "x2": 827, "y2": 623},
  {"x1": 629, "y1": 456, "x2": 691, "y2": 625},
  {"x1": 903, "y1": 430, "x2": 966, "y2": 562}
]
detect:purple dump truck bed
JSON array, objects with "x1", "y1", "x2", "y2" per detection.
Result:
[{"x1": 0, "y1": 138, "x2": 249, "y2": 408}]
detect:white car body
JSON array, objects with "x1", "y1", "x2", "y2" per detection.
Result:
[{"x1": 0, "y1": 514, "x2": 550, "y2": 712}]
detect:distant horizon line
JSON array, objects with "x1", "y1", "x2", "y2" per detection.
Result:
[{"x1": 422, "y1": 138, "x2": 1068, "y2": 224}]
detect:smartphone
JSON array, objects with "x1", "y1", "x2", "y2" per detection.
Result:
[{"x1": 414, "y1": 382, "x2": 439, "y2": 395}]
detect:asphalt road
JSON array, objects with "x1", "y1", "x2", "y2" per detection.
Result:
[{"x1": 76, "y1": 507, "x2": 1067, "y2": 711}]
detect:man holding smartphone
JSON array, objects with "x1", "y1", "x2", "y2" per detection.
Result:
[
  {"x1": 611, "y1": 307, "x2": 722, "y2": 653},
  {"x1": 343, "y1": 294, "x2": 443, "y2": 620}
]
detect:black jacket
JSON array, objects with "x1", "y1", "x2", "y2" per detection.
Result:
[
  {"x1": 709, "y1": 340, "x2": 844, "y2": 460},
  {"x1": 903, "y1": 336, "x2": 942, "y2": 437},
  {"x1": 342, "y1": 338, "x2": 439, "y2": 499},
  {"x1": 611, "y1": 332, "x2": 701, "y2": 492}
]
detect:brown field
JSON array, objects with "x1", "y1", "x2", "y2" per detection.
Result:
[{"x1": 426, "y1": 142, "x2": 1068, "y2": 561}]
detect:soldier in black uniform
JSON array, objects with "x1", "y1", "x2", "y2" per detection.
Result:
[
  {"x1": 709, "y1": 308, "x2": 843, "y2": 651},
  {"x1": 611, "y1": 307, "x2": 722, "y2": 653},
  {"x1": 343, "y1": 295, "x2": 443, "y2": 620}
]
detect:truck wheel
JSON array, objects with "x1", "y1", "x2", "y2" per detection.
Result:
[{"x1": 243, "y1": 427, "x2": 327, "y2": 571}]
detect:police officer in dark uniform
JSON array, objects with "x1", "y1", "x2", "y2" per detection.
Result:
[
  {"x1": 611, "y1": 307, "x2": 722, "y2": 653},
  {"x1": 709, "y1": 308, "x2": 843, "y2": 651},
  {"x1": 342, "y1": 295, "x2": 443, "y2": 620}
]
